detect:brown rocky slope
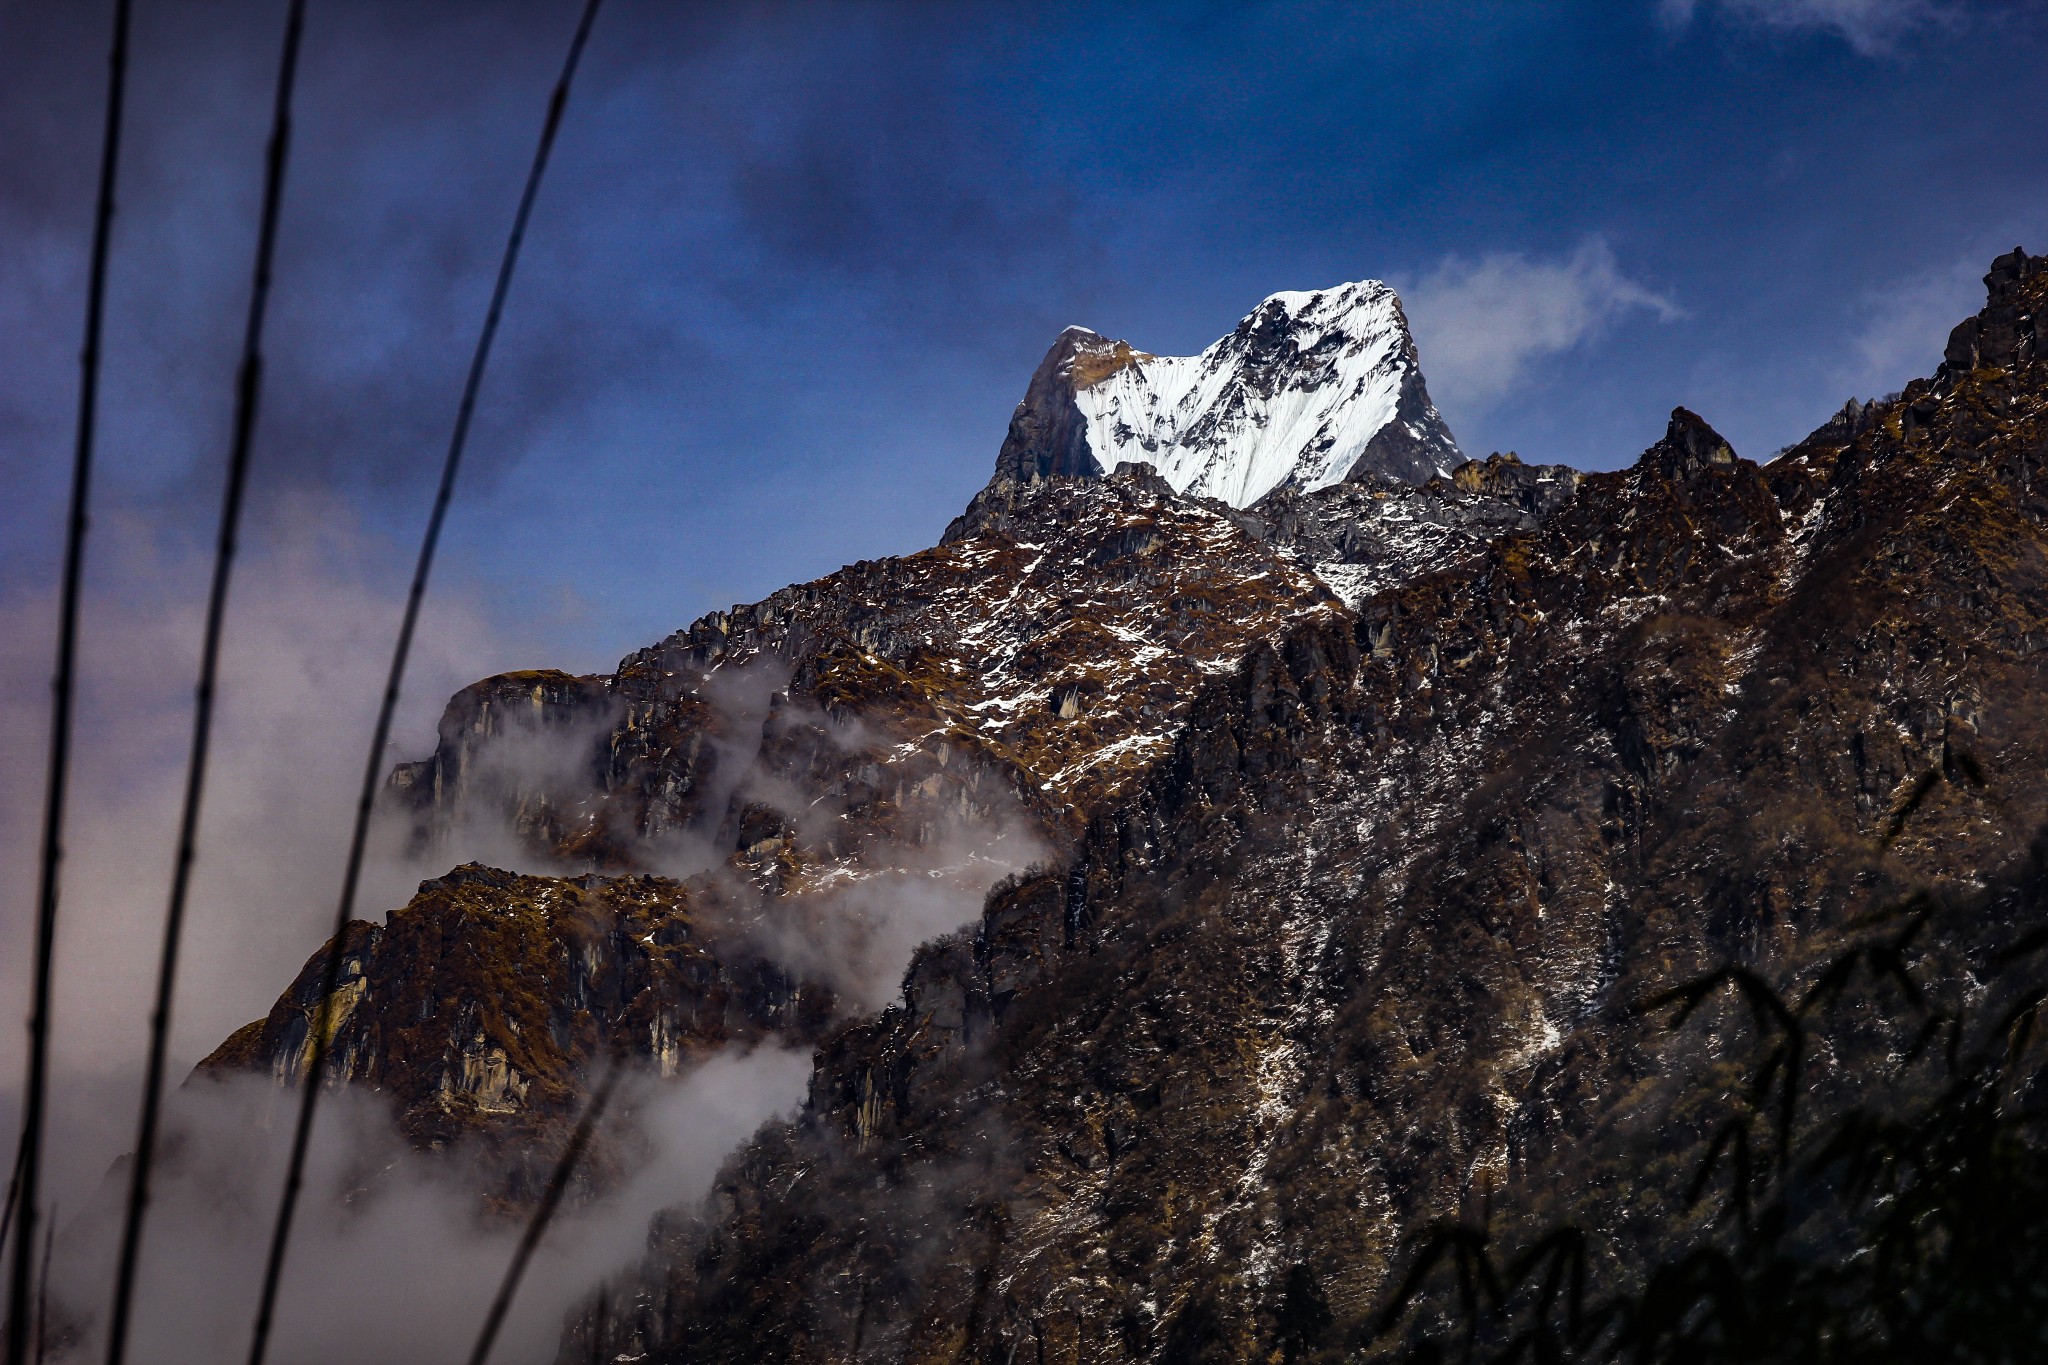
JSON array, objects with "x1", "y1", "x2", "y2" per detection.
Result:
[
  {"x1": 199, "y1": 457, "x2": 1356, "y2": 1195},
  {"x1": 570, "y1": 250, "x2": 2048, "y2": 1362},
  {"x1": 204, "y1": 253, "x2": 2048, "y2": 1362}
]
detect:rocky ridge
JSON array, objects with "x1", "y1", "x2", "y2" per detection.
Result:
[
  {"x1": 1247, "y1": 450, "x2": 1582, "y2": 607},
  {"x1": 197, "y1": 252, "x2": 2048, "y2": 1363},
  {"x1": 202, "y1": 460, "x2": 1364, "y2": 1189},
  {"x1": 567, "y1": 250, "x2": 2048, "y2": 1362}
]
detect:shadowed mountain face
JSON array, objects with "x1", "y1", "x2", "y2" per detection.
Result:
[{"x1": 203, "y1": 254, "x2": 2048, "y2": 1362}]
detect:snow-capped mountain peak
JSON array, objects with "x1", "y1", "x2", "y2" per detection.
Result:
[{"x1": 987, "y1": 280, "x2": 1461, "y2": 508}]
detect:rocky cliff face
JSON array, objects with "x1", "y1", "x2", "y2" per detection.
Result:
[
  {"x1": 986, "y1": 281, "x2": 1461, "y2": 505},
  {"x1": 205, "y1": 252, "x2": 2048, "y2": 1363},
  {"x1": 205, "y1": 456, "x2": 1358, "y2": 1191},
  {"x1": 198, "y1": 863, "x2": 832, "y2": 1206},
  {"x1": 1244, "y1": 449, "x2": 1581, "y2": 607}
]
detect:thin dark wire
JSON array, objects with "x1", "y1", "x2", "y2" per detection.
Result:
[
  {"x1": 7, "y1": 1, "x2": 132, "y2": 1360},
  {"x1": 30, "y1": 1212, "x2": 53, "y2": 1365},
  {"x1": 243, "y1": 3, "x2": 604, "y2": 1360},
  {"x1": 467, "y1": 1060, "x2": 623, "y2": 1365},
  {"x1": 100, "y1": 1, "x2": 306, "y2": 1359},
  {"x1": 0, "y1": 1139, "x2": 23, "y2": 1260}
]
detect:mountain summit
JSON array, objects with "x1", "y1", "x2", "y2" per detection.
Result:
[{"x1": 988, "y1": 279, "x2": 1461, "y2": 507}]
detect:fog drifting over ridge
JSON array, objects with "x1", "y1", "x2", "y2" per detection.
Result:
[{"x1": 0, "y1": 498, "x2": 1047, "y2": 1359}]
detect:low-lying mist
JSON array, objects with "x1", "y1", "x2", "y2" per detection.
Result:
[
  {"x1": 38, "y1": 1050, "x2": 811, "y2": 1364},
  {"x1": 1, "y1": 500, "x2": 1045, "y2": 1359},
  {"x1": 1, "y1": 502, "x2": 531, "y2": 1208},
  {"x1": 412, "y1": 652, "x2": 1049, "y2": 1013}
]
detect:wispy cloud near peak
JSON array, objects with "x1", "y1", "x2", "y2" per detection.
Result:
[
  {"x1": 1658, "y1": 0, "x2": 1961, "y2": 57},
  {"x1": 1836, "y1": 253, "x2": 1987, "y2": 396},
  {"x1": 1400, "y1": 238, "x2": 1682, "y2": 419}
]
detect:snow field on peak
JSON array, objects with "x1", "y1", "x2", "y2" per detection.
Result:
[{"x1": 1071, "y1": 281, "x2": 1426, "y2": 508}]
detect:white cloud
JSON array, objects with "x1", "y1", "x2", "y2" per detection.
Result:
[
  {"x1": 1836, "y1": 254, "x2": 1986, "y2": 396},
  {"x1": 0, "y1": 505, "x2": 820, "y2": 1361},
  {"x1": 0, "y1": 498, "x2": 530, "y2": 1215},
  {"x1": 33, "y1": 1048, "x2": 810, "y2": 1364},
  {"x1": 1400, "y1": 238, "x2": 1682, "y2": 416},
  {"x1": 1658, "y1": 0, "x2": 1960, "y2": 57}
]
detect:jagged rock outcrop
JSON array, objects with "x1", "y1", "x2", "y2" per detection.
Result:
[
  {"x1": 1938, "y1": 246, "x2": 2042, "y2": 379},
  {"x1": 1247, "y1": 450, "x2": 1582, "y2": 605},
  {"x1": 198, "y1": 863, "x2": 831, "y2": 1205},
  {"x1": 980, "y1": 281, "x2": 1461, "y2": 510},
  {"x1": 386, "y1": 670, "x2": 615, "y2": 860}
]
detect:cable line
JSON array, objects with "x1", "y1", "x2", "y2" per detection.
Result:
[
  {"x1": 30, "y1": 1209, "x2": 54, "y2": 1365},
  {"x1": 243, "y1": 3, "x2": 605, "y2": 1360},
  {"x1": 467, "y1": 1057, "x2": 622, "y2": 1365},
  {"x1": 99, "y1": 0, "x2": 308, "y2": 1359},
  {"x1": 7, "y1": 2, "x2": 133, "y2": 1359},
  {"x1": 0, "y1": 1138, "x2": 25, "y2": 1260}
]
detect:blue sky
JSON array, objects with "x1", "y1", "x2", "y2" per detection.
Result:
[{"x1": 4, "y1": 0, "x2": 2047, "y2": 676}]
